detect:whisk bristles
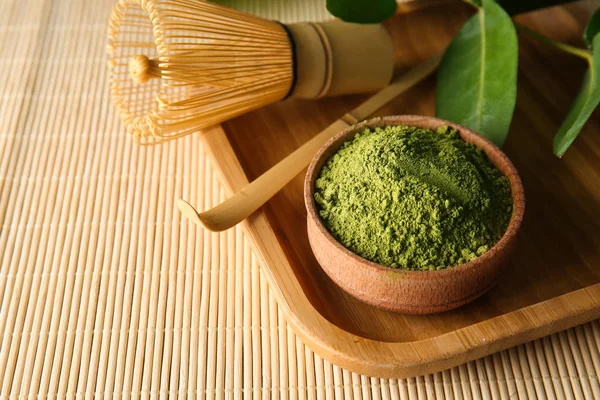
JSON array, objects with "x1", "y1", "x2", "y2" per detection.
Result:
[{"x1": 107, "y1": 0, "x2": 293, "y2": 144}]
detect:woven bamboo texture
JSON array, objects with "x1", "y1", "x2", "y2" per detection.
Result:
[{"x1": 1, "y1": 0, "x2": 600, "y2": 397}]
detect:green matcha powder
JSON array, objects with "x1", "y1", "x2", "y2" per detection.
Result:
[{"x1": 314, "y1": 124, "x2": 513, "y2": 271}]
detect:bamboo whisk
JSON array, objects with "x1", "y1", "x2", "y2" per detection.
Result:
[{"x1": 107, "y1": 0, "x2": 394, "y2": 144}]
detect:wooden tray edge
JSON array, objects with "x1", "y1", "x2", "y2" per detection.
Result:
[{"x1": 198, "y1": 125, "x2": 600, "y2": 378}]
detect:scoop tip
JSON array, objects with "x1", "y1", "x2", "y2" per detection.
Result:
[{"x1": 177, "y1": 199, "x2": 203, "y2": 226}]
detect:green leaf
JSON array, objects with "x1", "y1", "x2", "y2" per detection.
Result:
[
  {"x1": 553, "y1": 34, "x2": 600, "y2": 156},
  {"x1": 584, "y1": 9, "x2": 600, "y2": 48},
  {"x1": 326, "y1": 0, "x2": 396, "y2": 24},
  {"x1": 435, "y1": 0, "x2": 518, "y2": 147}
]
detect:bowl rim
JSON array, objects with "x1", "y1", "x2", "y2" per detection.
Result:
[{"x1": 304, "y1": 115, "x2": 526, "y2": 279}]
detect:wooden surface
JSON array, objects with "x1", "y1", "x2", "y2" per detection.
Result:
[{"x1": 201, "y1": 1, "x2": 600, "y2": 378}]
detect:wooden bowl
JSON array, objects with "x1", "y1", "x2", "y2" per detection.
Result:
[{"x1": 304, "y1": 115, "x2": 526, "y2": 314}]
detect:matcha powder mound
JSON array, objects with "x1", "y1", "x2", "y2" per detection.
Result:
[{"x1": 314, "y1": 124, "x2": 513, "y2": 271}]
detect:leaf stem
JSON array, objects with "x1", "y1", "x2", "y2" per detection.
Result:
[{"x1": 515, "y1": 23, "x2": 592, "y2": 62}]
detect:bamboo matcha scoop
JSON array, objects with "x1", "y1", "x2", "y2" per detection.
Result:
[{"x1": 178, "y1": 55, "x2": 441, "y2": 231}]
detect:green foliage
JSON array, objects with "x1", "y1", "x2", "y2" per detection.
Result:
[
  {"x1": 326, "y1": 0, "x2": 396, "y2": 24},
  {"x1": 435, "y1": 0, "x2": 518, "y2": 147},
  {"x1": 325, "y1": 0, "x2": 600, "y2": 156},
  {"x1": 554, "y1": 28, "x2": 600, "y2": 156},
  {"x1": 584, "y1": 9, "x2": 600, "y2": 47}
]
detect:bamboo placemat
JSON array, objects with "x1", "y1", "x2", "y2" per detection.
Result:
[{"x1": 1, "y1": 0, "x2": 600, "y2": 397}]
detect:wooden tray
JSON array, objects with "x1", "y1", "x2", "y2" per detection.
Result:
[{"x1": 199, "y1": 1, "x2": 600, "y2": 378}]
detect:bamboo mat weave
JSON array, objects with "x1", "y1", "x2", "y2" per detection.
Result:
[{"x1": 1, "y1": 0, "x2": 600, "y2": 397}]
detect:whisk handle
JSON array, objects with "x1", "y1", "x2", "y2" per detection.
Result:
[{"x1": 286, "y1": 21, "x2": 395, "y2": 99}]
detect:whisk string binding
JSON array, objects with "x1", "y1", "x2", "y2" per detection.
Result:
[{"x1": 278, "y1": 22, "x2": 298, "y2": 100}]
